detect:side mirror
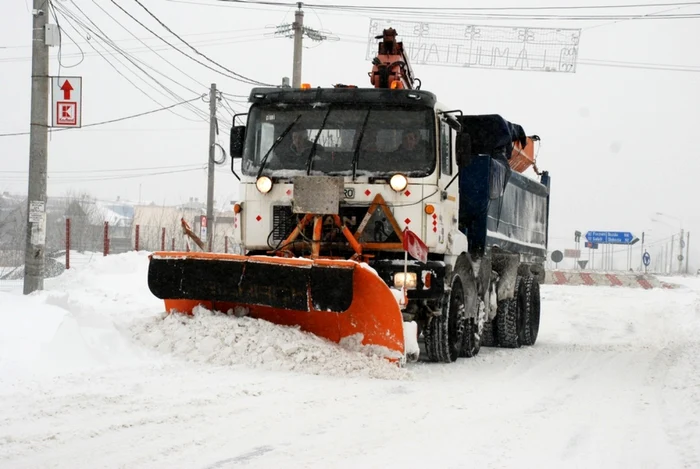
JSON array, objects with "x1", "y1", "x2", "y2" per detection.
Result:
[
  {"x1": 230, "y1": 125, "x2": 246, "y2": 159},
  {"x1": 455, "y1": 132, "x2": 472, "y2": 167}
]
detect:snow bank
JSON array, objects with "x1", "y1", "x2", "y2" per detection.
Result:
[
  {"x1": 0, "y1": 291, "x2": 145, "y2": 377},
  {"x1": 0, "y1": 252, "x2": 160, "y2": 378},
  {"x1": 2, "y1": 251, "x2": 414, "y2": 381},
  {"x1": 131, "y1": 306, "x2": 410, "y2": 380}
]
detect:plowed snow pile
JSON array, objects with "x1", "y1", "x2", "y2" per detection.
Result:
[
  {"x1": 131, "y1": 306, "x2": 409, "y2": 380},
  {"x1": 0, "y1": 251, "x2": 407, "y2": 380}
]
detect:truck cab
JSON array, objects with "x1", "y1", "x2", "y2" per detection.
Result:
[{"x1": 229, "y1": 86, "x2": 469, "y2": 262}]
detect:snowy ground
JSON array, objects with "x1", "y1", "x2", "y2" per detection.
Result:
[{"x1": 1, "y1": 253, "x2": 699, "y2": 468}]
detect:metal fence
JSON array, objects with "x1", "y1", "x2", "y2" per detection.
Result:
[{"x1": 0, "y1": 216, "x2": 238, "y2": 292}]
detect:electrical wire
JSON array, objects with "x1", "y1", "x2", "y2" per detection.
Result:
[
  {"x1": 0, "y1": 33, "x2": 276, "y2": 64},
  {"x1": 53, "y1": 1, "x2": 210, "y2": 122},
  {"x1": 0, "y1": 97, "x2": 203, "y2": 138},
  {"x1": 124, "y1": 0, "x2": 272, "y2": 85},
  {"x1": 92, "y1": 0, "x2": 211, "y2": 96},
  {"x1": 0, "y1": 167, "x2": 207, "y2": 184},
  {"x1": 209, "y1": 0, "x2": 700, "y2": 19},
  {"x1": 328, "y1": 1, "x2": 700, "y2": 11},
  {"x1": 48, "y1": 0, "x2": 85, "y2": 72},
  {"x1": 3, "y1": 163, "x2": 204, "y2": 174},
  {"x1": 0, "y1": 26, "x2": 270, "y2": 50},
  {"x1": 52, "y1": 2, "x2": 201, "y2": 119},
  {"x1": 64, "y1": 0, "x2": 211, "y2": 117}
]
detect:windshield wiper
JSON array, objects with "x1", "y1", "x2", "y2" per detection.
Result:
[
  {"x1": 257, "y1": 114, "x2": 302, "y2": 180},
  {"x1": 305, "y1": 107, "x2": 332, "y2": 175},
  {"x1": 352, "y1": 109, "x2": 371, "y2": 181}
]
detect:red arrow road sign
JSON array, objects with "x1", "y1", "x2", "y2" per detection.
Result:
[{"x1": 60, "y1": 80, "x2": 73, "y2": 100}]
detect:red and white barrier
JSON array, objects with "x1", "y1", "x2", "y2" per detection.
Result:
[{"x1": 545, "y1": 271, "x2": 676, "y2": 289}]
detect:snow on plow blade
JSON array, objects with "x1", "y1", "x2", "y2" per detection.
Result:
[{"x1": 147, "y1": 252, "x2": 405, "y2": 361}]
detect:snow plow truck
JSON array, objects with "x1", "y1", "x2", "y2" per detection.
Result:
[{"x1": 147, "y1": 28, "x2": 551, "y2": 364}]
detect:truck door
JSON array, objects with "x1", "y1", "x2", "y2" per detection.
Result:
[{"x1": 436, "y1": 119, "x2": 459, "y2": 246}]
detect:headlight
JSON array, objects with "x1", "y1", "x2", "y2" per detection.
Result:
[
  {"x1": 394, "y1": 272, "x2": 417, "y2": 290},
  {"x1": 390, "y1": 174, "x2": 408, "y2": 192},
  {"x1": 256, "y1": 176, "x2": 273, "y2": 194}
]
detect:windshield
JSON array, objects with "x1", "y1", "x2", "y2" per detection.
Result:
[{"x1": 241, "y1": 104, "x2": 436, "y2": 177}]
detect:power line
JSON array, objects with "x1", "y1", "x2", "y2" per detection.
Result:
[
  {"x1": 0, "y1": 97, "x2": 203, "y2": 138},
  {"x1": 3, "y1": 163, "x2": 203, "y2": 174},
  {"x1": 0, "y1": 26, "x2": 268, "y2": 49},
  {"x1": 92, "y1": 0, "x2": 211, "y2": 97},
  {"x1": 121, "y1": 0, "x2": 272, "y2": 85},
  {"x1": 0, "y1": 33, "x2": 275, "y2": 64},
  {"x1": 52, "y1": 1, "x2": 210, "y2": 122},
  {"x1": 48, "y1": 0, "x2": 85, "y2": 71},
  {"x1": 210, "y1": 0, "x2": 700, "y2": 9},
  {"x1": 61, "y1": 0, "x2": 210, "y2": 118},
  {"x1": 320, "y1": 1, "x2": 700, "y2": 10},
  {"x1": 0, "y1": 167, "x2": 207, "y2": 184},
  {"x1": 210, "y1": 0, "x2": 700, "y2": 19}
]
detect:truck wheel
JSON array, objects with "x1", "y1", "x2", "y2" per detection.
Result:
[
  {"x1": 519, "y1": 275, "x2": 541, "y2": 346},
  {"x1": 495, "y1": 276, "x2": 522, "y2": 348},
  {"x1": 481, "y1": 320, "x2": 495, "y2": 347},
  {"x1": 425, "y1": 273, "x2": 467, "y2": 363}
]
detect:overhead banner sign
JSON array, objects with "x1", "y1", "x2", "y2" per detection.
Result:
[
  {"x1": 51, "y1": 76, "x2": 82, "y2": 128},
  {"x1": 367, "y1": 19, "x2": 580, "y2": 73}
]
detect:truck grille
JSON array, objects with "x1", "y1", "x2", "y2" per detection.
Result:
[
  {"x1": 271, "y1": 205, "x2": 383, "y2": 243},
  {"x1": 272, "y1": 205, "x2": 294, "y2": 241}
]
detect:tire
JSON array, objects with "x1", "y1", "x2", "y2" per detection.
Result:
[
  {"x1": 495, "y1": 276, "x2": 522, "y2": 348},
  {"x1": 481, "y1": 320, "x2": 495, "y2": 347},
  {"x1": 519, "y1": 275, "x2": 541, "y2": 346},
  {"x1": 425, "y1": 272, "x2": 467, "y2": 363}
]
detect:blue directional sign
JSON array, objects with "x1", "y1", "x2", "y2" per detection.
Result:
[
  {"x1": 642, "y1": 251, "x2": 651, "y2": 267},
  {"x1": 585, "y1": 231, "x2": 635, "y2": 245}
]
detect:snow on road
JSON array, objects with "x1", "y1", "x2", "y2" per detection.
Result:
[{"x1": 1, "y1": 252, "x2": 699, "y2": 468}]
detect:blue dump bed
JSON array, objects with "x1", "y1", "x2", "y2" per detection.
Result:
[{"x1": 457, "y1": 115, "x2": 550, "y2": 263}]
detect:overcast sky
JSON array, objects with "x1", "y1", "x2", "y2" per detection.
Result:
[{"x1": 2, "y1": 0, "x2": 699, "y2": 269}]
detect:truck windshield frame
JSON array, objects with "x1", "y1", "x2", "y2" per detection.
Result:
[{"x1": 241, "y1": 103, "x2": 437, "y2": 178}]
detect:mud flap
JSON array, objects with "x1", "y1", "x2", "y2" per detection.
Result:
[{"x1": 148, "y1": 252, "x2": 405, "y2": 361}]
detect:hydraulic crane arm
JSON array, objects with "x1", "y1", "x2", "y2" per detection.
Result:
[{"x1": 369, "y1": 28, "x2": 416, "y2": 90}]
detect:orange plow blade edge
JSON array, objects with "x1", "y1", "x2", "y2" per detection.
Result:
[{"x1": 147, "y1": 252, "x2": 406, "y2": 361}]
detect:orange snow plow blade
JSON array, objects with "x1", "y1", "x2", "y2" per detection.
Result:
[{"x1": 147, "y1": 252, "x2": 405, "y2": 361}]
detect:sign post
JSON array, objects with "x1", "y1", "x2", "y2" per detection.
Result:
[
  {"x1": 402, "y1": 228, "x2": 428, "y2": 305},
  {"x1": 585, "y1": 231, "x2": 635, "y2": 245},
  {"x1": 200, "y1": 215, "x2": 208, "y2": 241},
  {"x1": 642, "y1": 251, "x2": 651, "y2": 273},
  {"x1": 585, "y1": 231, "x2": 636, "y2": 271},
  {"x1": 551, "y1": 250, "x2": 563, "y2": 269}
]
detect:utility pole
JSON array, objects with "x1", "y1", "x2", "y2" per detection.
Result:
[
  {"x1": 685, "y1": 232, "x2": 690, "y2": 274},
  {"x1": 271, "y1": 3, "x2": 337, "y2": 88},
  {"x1": 23, "y1": 2, "x2": 50, "y2": 294},
  {"x1": 206, "y1": 83, "x2": 217, "y2": 252},
  {"x1": 292, "y1": 3, "x2": 304, "y2": 88},
  {"x1": 678, "y1": 229, "x2": 685, "y2": 273}
]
